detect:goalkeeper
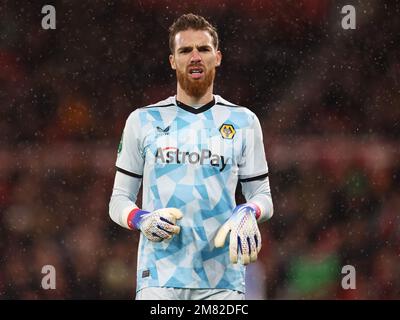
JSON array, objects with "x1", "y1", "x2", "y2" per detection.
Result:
[{"x1": 109, "y1": 13, "x2": 273, "y2": 300}]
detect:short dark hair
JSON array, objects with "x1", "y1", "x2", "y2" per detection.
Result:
[{"x1": 168, "y1": 13, "x2": 219, "y2": 53}]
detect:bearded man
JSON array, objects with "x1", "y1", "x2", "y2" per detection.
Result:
[{"x1": 109, "y1": 13, "x2": 274, "y2": 300}]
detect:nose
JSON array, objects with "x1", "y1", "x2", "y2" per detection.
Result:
[{"x1": 190, "y1": 49, "x2": 202, "y2": 63}]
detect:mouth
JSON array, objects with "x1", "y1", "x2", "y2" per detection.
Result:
[{"x1": 188, "y1": 66, "x2": 204, "y2": 79}]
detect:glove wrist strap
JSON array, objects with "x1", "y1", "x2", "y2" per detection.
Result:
[
  {"x1": 247, "y1": 202, "x2": 261, "y2": 220},
  {"x1": 127, "y1": 208, "x2": 149, "y2": 230}
]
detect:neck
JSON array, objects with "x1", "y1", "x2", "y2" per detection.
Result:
[{"x1": 176, "y1": 83, "x2": 214, "y2": 106}]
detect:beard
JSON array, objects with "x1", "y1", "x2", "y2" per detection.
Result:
[{"x1": 176, "y1": 66, "x2": 216, "y2": 99}]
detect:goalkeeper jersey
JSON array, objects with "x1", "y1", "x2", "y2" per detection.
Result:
[{"x1": 116, "y1": 95, "x2": 269, "y2": 293}]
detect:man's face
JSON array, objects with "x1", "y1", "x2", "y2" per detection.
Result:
[{"x1": 169, "y1": 29, "x2": 222, "y2": 99}]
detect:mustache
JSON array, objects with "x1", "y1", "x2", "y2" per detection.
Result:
[{"x1": 186, "y1": 63, "x2": 206, "y2": 70}]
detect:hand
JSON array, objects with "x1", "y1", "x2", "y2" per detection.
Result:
[
  {"x1": 214, "y1": 203, "x2": 261, "y2": 265},
  {"x1": 128, "y1": 208, "x2": 183, "y2": 242}
]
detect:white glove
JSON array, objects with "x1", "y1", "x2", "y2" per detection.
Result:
[
  {"x1": 128, "y1": 208, "x2": 183, "y2": 242},
  {"x1": 214, "y1": 203, "x2": 261, "y2": 265}
]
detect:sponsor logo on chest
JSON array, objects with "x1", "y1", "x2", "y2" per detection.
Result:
[{"x1": 155, "y1": 147, "x2": 229, "y2": 172}]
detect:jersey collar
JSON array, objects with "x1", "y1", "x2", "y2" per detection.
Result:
[{"x1": 175, "y1": 96, "x2": 216, "y2": 114}]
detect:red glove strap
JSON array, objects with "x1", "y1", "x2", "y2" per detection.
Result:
[
  {"x1": 127, "y1": 208, "x2": 140, "y2": 230},
  {"x1": 250, "y1": 202, "x2": 262, "y2": 220}
]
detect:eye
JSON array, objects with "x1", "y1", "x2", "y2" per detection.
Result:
[
  {"x1": 179, "y1": 48, "x2": 192, "y2": 54},
  {"x1": 199, "y1": 47, "x2": 211, "y2": 52}
]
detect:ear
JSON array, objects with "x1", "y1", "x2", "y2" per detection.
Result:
[
  {"x1": 169, "y1": 54, "x2": 176, "y2": 70},
  {"x1": 216, "y1": 50, "x2": 222, "y2": 67}
]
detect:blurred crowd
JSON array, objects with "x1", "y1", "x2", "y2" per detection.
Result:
[{"x1": 1, "y1": 1, "x2": 399, "y2": 299}]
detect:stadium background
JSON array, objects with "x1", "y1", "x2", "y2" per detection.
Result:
[{"x1": 0, "y1": 0, "x2": 399, "y2": 299}]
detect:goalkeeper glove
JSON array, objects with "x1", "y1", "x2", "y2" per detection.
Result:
[
  {"x1": 214, "y1": 203, "x2": 261, "y2": 265},
  {"x1": 127, "y1": 207, "x2": 183, "y2": 242}
]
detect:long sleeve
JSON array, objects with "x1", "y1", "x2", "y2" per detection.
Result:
[
  {"x1": 238, "y1": 111, "x2": 273, "y2": 223},
  {"x1": 110, "y1": 109, "x2": 145, "y2": 229},
  {"x1": 109, "y1": 171, "x2": 142, "y2": 229}
]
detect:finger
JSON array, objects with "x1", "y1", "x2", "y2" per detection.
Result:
[
  {"x1": 214, "y1": 221, "x2": 231, "y2": 248},
  {"x1": 166, "y1": 208, "x2": 183, "y2": 220},
  {"x1": 230, "y1": 233, "x2": 239, "y2": 264},
  {"x1": 256, "y1": 229, "x2": 262, "y2": 253},
  {"x1": 158, "y1": 221, "x2": 181, "y2": 235},
  {"x1": 248, "y1": 235, "x2": 258, "y2": 262},
  {"x1": 148, "y1": 233, "x2": 163, "y2": 242},
  {"x1": 250, "y1": 250, "x2": 258, "y2": 263},
  {"x1": 154, "y1": 226, "x2": 173, "y2": 240},
  {"x1": 249, "y1": 236, "x2": 258, "y2": 263},
  {"x1": 241, "y1": 236, "x2": 250, "y2": 265}
]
